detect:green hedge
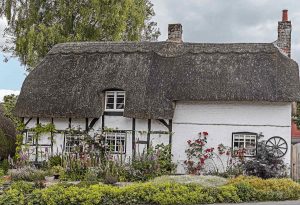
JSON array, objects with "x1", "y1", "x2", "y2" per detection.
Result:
[{"x1": 1, "y1": 176, "x2": 300, "y2": 205}]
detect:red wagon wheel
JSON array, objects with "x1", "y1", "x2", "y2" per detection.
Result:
[{"x1": 265, "y1": 136, "x2": 288, "y2": 158}]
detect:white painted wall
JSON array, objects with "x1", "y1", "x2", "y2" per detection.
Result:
[{"x1": 172, "y1": 101, "x2": 292, "y2": 173}]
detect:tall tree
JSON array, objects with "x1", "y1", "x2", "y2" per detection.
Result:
[{"x1": 0, "y1": 0, "x2": 160, "y2": 70}]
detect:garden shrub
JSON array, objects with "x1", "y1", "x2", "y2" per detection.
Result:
[
  {"x1": 48, "y1": 155, "x2": 62, "y2": 167},
  {"x1": 216, "y1": 185, "x2": 241, "y2": 203},
  {"x1": 126, "y1": 144, "x2": 176, "y2": 182},
  {"x1": 0, "y1": 159, "x2": 9, "y2": 175},
  {"x1": 9, "y1": 166, "x2": 48, "y2": 181},
  {"x1": 243, "y1": 140, "x2": 287, "y2": 179},
  {"x1": 234, "y1": 182, "x2": 258, "y2": 202},
  {"x1": 1, "y1": 177, "x2": 300, "y2": 204},
  {"x1": 229, "y1": 176, "x2": 300, "y2": 201}
]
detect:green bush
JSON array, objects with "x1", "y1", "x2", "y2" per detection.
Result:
[
  {"x1": 126, "y1": 144, "x2": 176, "y2": 182},
  {"x1": 1, "y1": 177, "x2": 300, "y2": 205},
  {"x1": 48, "y1": 155, "x2": 62, "y2": 167},
  {"x1": 0, "y1": 159, "x2": 10, "y2": 175},
  {"x1": 229, "y1": 176, "x2": 300, "y2": 201},
  {"x1": 234, "y1": 182, "x2": 258, "y2": 202}
]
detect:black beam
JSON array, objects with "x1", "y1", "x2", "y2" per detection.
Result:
[
  {"x1": 85, "y1": 118, "x2": 89, "y2": 131},
  {"x1": 88, "y1": 118, "x2": 99, "y2": 131},
  {"x1": 157, "y1": 119, "x2": 170, "y2": 129},
  {"x1": 35, "y1": 117, "x2": 40, "y2": 163},
  {"x1": 169, "y1": 119, "x2": 173, "y2": 145},
  {"x1": 101, "y1": 115, "x2": 105, "y2": 130},
  {"x1": 68, "y1": 118, "x2": 72, "y2": 128},
  {"x1": 24, "y1": 118, "x2": 32, "y2": 126},
  {"x1": 51, "y1": 118, "x2": 54, "y2": 154},
  {"x1": 132, "y1": 118, "x2": 136, "y2": 158},
  {"x1": 147, "y1": 119, "x2": 151, "y2": 149},
  {"x1": 136, "y1": 140, "x2": 148, "y2": 145}
]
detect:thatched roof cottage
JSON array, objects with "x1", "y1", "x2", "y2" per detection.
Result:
[{"x1": 15, "y1": 10, "x2": 300, "y2": 173}]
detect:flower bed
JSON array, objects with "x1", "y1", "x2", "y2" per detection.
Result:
[{"x1": 0, "y1": 176, "x2": 300, "y2": 205}]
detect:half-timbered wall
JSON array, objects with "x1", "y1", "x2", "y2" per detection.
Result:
[{"x1": 23, "y1": 115, "x2": 170, "y2": 162}]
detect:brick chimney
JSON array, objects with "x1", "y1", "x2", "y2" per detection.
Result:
[
  {"x1": 167, "y1": 24, "x2": 183, "y2": 43},
  {"x1": 276, "y1": 10, "x2": 292, "y2": 57}
]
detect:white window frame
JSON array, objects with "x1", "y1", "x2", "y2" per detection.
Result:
[
  {"x1": 232, "y1": 132, "x2": 257, "y2": 157},
  {"x1": 65, "y1": 134, "x2": 82, "y2": 153},
  {"x1": 105, "y1": 91, "x2": 125, "y2": 111},
  {"x1": 104, "y1": 132, "x2": 126, "y2": 154},
  {"x1": 25, "y1": 131, "x2": 34, "y2": 145}
]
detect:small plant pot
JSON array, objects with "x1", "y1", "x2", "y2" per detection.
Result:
[{"x1": 53, "y1": 174, "x2": 60, "y2": 180}]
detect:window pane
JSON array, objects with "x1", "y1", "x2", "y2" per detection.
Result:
[
  {"x1": 233, "y1": 133, "x2": 257, "y2": 156},
  {"x1": 107, "y1": 97, "x2": 114, "y2": 104},
  {"x1": 106, "y1": 103, "x2": 114, "y2": 109},
  {"x1": 117, "y1": 92, "x2": 125, "y2": 97},
  {"x1": 105, "y1": 132, "x2": 126, "y2": 154},
  {"x1": 116, "y1": 103, "x2": 124, "y2": 109},
  {"x1": 66, "y1": 135, "x2": 81, "y2": 153},
  {"x1": 117, "y1": 97, "x2": 124, "y2": 104}
]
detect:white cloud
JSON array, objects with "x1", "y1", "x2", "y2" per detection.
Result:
[
  {"x1": 151, "y1": 0, "x2": 300, "y2": 63},
  {"x1": 0, "y1": 89, "x2": 19, "y2": 102}
]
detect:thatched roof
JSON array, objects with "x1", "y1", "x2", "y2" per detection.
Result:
[
  {"x1": 15, "y1": 41, "x2": 300, "y2": 119},
  {"x1": 0, "y1": 106, "x2": 16, "y2": 139}
]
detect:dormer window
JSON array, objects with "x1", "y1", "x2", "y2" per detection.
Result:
[{"x1": 105, "y1": 91, "x2": 125, "y2": 111}]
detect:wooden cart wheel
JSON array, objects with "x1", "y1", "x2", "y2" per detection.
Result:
[{"x1": 265, "y1": 136, "x2": 288, "y2": 158}]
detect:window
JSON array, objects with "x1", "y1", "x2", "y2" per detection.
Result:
[
  {"x1": 232, "y1": 132, "x2": 257, "y2": 156},
  {"x1": 65, "y1": 134, "x2": 81, "y2": 153},
  {"x1": 26, "y1": 131, "x2": 34, "y2": 144},
  {"x1": 105, "y1": 132, "x2": 126, "y2": 154},
  {"x1": 105, "y1": 91, "x2": 125, "y2": 111}
]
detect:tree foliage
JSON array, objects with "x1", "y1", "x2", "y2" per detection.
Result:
[
  {"x1": 0, "y1": 0, "x2": 160, "y2": 70},
  {"x1": 0, "y1": 128, "x2": 15, "y2": 160},
  {"x1": 2, "y1": 94, "x2": 19, "y2": 126}
]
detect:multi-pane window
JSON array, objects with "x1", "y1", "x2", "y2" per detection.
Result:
[
  {"x1": 105, "y1": 91, "x2": 125, "y2": 111},
  {"x1": 232, "y1": 133, "x2": 257, "y2": 156},
  {"x1": 105, "y1": 132, "x2": 126, "y2": 154},
  {"x1": 65, "y1": 135, "x2": 81, "y2": 153},
  {"x1": 25, "y1": 131, "x2": 34, "y2": 144}
]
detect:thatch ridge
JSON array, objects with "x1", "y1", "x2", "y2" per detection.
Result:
[{"x1": 15, "y1": 41, "x2": 300, "y2": 119}]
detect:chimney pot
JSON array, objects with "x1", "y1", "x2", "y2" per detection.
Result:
[
  {"x1": 282, "y1": 9, "x2": 288, "y2": 21},
  {"x1": 276, "y1": 9, "x2": 292, "y2": 57},
  {"x1": 167, "y1": 24, "x2": 183, "y2": 43}
]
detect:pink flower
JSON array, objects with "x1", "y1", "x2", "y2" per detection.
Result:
[{"x1": 203, "y1": 131, "x2": 208, "y2": 136}]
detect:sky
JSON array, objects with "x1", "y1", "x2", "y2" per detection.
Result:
[{"x1": 1, "y1": 0, "x2": 300, "y2": 101}]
